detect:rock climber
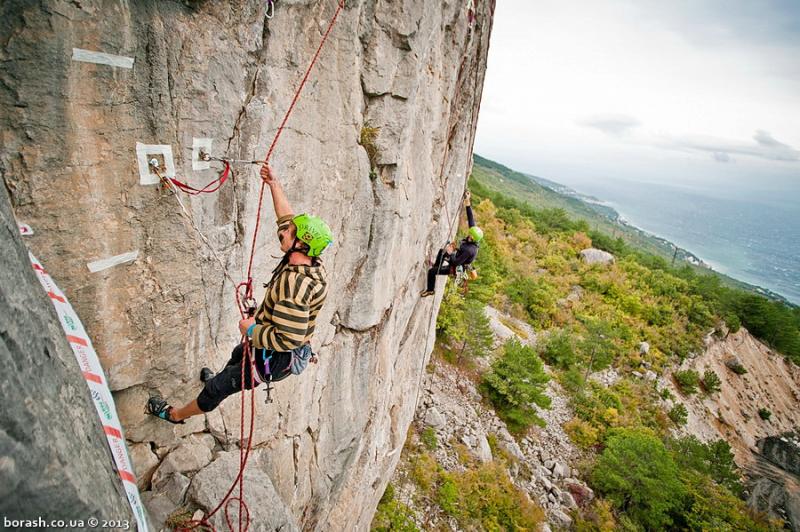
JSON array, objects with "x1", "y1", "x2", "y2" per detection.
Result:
[
  {"x1": 420, "y1": 190, "x2": 483, "y2": 297},
  {"x1": 146, "y1": 164, "x2": 333, "y2": 424}
]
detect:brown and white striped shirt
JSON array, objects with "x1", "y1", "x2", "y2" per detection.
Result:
[{"x1": 250, "y1": 215, "x2": 328, "y2": 352}]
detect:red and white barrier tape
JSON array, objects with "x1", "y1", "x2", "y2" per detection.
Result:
[{"x1": 27, "y1": 251, "x2": 148, "y2": 531}]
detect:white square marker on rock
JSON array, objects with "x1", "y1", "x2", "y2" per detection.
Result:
[
  {"x1": 136, "y1": 143, "x2": 175, "y2": 185},
  {"x1": 192, "y1": 138, "x2": 214, "y2": 171}
]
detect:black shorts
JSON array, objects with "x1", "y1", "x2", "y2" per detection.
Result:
[{"x1": 196, "y1": 343, "x2": 291, "y2": 412}]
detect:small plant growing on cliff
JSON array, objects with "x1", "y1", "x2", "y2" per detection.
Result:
[
  {"x1": 668, "y1": 403, "x2": 688, "y2": 426},
  {"x1": 701, "y1": 370, "x2": 722, "y2": 394},
  {"x1": 359, "y1": 124, "x2": 380, "y2": 180},
  {"x1": 673, "y1": 369, "x2": 700, "y2": 395},
  {"x1": 758, "y1": 408, "x2": 772, "y2": 421},
  {"x1": 421, "y1": 427, "x2": 438, "y2": 450},
  {"x1": 725, "y1": 359, "x2": 747, "y2": 375}
]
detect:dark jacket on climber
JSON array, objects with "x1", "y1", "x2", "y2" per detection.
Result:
[
  {"x1": 146, "y1": 164, "x2": 334, "y2": 424},
  {"x1": 421, "y1": 190, "x2": 484, "y2": 297}
]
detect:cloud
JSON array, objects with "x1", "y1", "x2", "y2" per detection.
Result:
[
  {"x1": 579, "y1": 114, "x2": 641, "y2": 137},
  {"x1": 660, "y1": 130, "x2": 800, "y2": 162},
  {"x1": 754, "y1": 130, "x2": 792, "y2": 149}
]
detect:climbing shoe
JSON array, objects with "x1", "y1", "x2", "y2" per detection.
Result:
[
  {"x1": 420, "y1": 290, "x2": 435, "y2": 298},
  {"x1": 200, "y1": 367, "x2": 214, "y2": 383},
  {"x1": 145, "y1": 396, "x2": 185, "y2": 425}
]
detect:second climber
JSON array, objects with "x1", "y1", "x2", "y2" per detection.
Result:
[{"x1": 420, "y1": 190, "x2": 483, "y2": 297}]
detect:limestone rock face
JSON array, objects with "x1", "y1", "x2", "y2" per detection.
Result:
[
  {"x1": 1, "y1": 0, "x2": 493, "y2": 529},
  {"x1": 0, "y1": 179, "x2": 132, "y2": 521},
  {"x1": 189, "y1": 451, "x2": 300, "y2": 532}
]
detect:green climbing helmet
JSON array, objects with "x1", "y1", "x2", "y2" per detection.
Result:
[
  {"x1": 468, "y1": 226, "x2": 484, "y2": 242},
  {"x1": 293, "y1": 213, "x2": 334, "y2": 257}
]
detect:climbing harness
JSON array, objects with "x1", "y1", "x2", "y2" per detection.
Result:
[
  {"x1": 173, "y1": 2, "x2": 346, "y2": 531},
  {"x1": 453, "y1": 264, "x2": 477, "y2": 291}
]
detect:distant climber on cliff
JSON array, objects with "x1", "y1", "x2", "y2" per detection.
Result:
[
  {"x1": 420, "y1": 190, "x2": 483, "y2": 297},
  {"x1": 145, "y1": 164, "x2": 333, "y2": 424}
]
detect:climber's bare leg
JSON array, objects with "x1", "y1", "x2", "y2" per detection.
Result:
[{"x1": 169, "y1": 399, "x2": 203, "y2": 422}]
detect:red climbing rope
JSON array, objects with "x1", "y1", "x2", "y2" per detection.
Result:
[
  {"x1": 169, "y1": 161, "x2": 232, "y2": 196},
  {"x1": 178, "y1": 2, "x2": 346, "y2": 531},
  {"x1": 242, "y1": 0, "x2": 347, "y2": 309}
]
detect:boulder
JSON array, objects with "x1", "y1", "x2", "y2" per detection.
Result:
[
  {"x1": 129, "y1": 442, "x2": 160, "y2": 491},
  {"x1": 552, "y1": 461, "x2": 569, "y2": 479},
  {"x1": 579, "y1": 248, "x2": 615, "y2": 265},
  {"x1": 475, "y1": 433, "x2": 493, "y2": 463},
  {"x1": 151, "y1": 441, "x2": 212, "y2": 488},
  {"x1": 141, "y1": 491, "x2": 179, "y2": 531},
  {"x1": 189, "y1": 451, "x2": 299, "y2": 531},
  {"x1": 550, "y1": 509, "x2": 573, "y2": 529},
  {"x1": 560, "y1": 491, "x2": 578, "y2": 510},
  {"x1": 154, "y1": 472, "x2": 190, "y2": 505},
  {"x1": 425, "y1": 407, "x2": 446, "y2": 429}
]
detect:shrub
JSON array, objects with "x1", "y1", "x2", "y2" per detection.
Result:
[
  {"x1": 359, "y1": 124, "x2": 380, "y2": 178},
  {"x1": 504, "y1": 276, "x2": 558, "y2": 327},
  {"x1": 421, "y1": 427, "x2": 437, "y2": 451},
  {"x1": 680, "y1": 471, "x2": 776, "y2": 532},
  {"x1": 410, "y1": 453, "x2": 438, "y2": 492},
  {"x1": 574, "y1": 499, "x2": 617, "y2": 532},
  {"x1": 725, "y1": 359, "x2": 748, "y2": 375},
  {"x1": 758, "y1": 408, "x2": 772, "y2": 421},
  {"x1": 701, "y1": 370, "x2": 722, "y2": 394},
  {"x1": 436, "y1": 462, "x2": 545, "y2": 529},
  {"x1": 668, "y1": 403, "x2": 688, "y2": 426},
  {"x1": 591, "y1": 428, "x2": 685, "y2": 530},
  {"x1": 565, "y1": 417, "x2": 600, "y2": 448},
  {"x1": 666, "y1": 436, "x2": 742, "y2": 495},
  {"x1": 481, "y1": 339, "x2": 551, "y2": 433},
  {"x1": 673, "y1": 369, "x2": 700, "y2": 395},
  {"x1": 539, "y1": 328, "x2": 577, "y2": 369},
  {"x1": 372, "y1": 483, "x2": 418, "y2": 532}
]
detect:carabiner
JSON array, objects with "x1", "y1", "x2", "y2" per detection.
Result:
[{"x1": 266, "y1": 0, "x2": 275, "y2": 19}]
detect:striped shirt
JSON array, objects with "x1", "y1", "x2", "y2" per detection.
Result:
[{"x1": 250, "y1": 216, "x2": 328, "y2": 352}]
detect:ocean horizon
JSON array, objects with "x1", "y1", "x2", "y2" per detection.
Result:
[{"x1": 540, "y1": 174, "x2": 800, "y2": 306}]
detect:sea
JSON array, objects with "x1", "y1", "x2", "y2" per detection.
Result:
[{"x1": 541, "y1": 174, "x2": 800, "y2": 306}]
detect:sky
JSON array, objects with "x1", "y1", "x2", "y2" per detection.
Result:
[{"x1": 474, "y1": 0, "x2": 800, "y2": 191}]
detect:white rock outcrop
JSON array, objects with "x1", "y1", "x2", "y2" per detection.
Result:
[{"x1": 580, "y1": 248, "x2": 615, "y2": 265}]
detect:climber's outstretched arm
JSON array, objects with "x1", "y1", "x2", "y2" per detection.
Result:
[
  {"x1": 464, "y1": 191, "x2": 475, "y2": 227},
  {"x1": 261, "y1": 164, "x2": 294, "y2": 219}
]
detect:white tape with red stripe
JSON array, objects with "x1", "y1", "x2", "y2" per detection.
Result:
[{"x1": 28, "y1": 252, "x2": 149, "y2": 531}]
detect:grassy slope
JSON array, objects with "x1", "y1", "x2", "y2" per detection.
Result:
[{"x1": 472, "y1": 154, "x2": 791, "y2": 304}]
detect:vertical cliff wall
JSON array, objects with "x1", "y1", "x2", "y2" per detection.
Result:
[
  {"x1": 0, "y1": 177, "x2": 133, "y2": 524},
  {"x1": 1, "y1": 0, "x2": 494, "y2": 528}
]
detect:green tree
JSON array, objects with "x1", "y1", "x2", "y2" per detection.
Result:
[
  {"x1": 674, "y1": 369, "x2": 701, "y2": 395},
  {"x1": 481, "y1": 339, "x2": 551, "y2": 433},
  {"x1": 540, "y1": 328, "x2": 577, "y2": 369},
  {"x1": 680, "y1": 471, "x2": 776, "y2": 531},
  {"x1": 591, "y1": 429, "x2": 685, "y2": 530},
  {"x1": 668, "y1": 403, "x2": 688, "y2": 426},
  {"x1": 667, "y1": 436, "x2": 742, "y2": 495},
  {"x1": 701, "y1": 370, "x2": 722, "y2": 394}
]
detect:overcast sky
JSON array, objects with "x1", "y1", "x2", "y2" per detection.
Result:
[{"x1": 474, "y1": 0, "x2": 800, "y2": 192}]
